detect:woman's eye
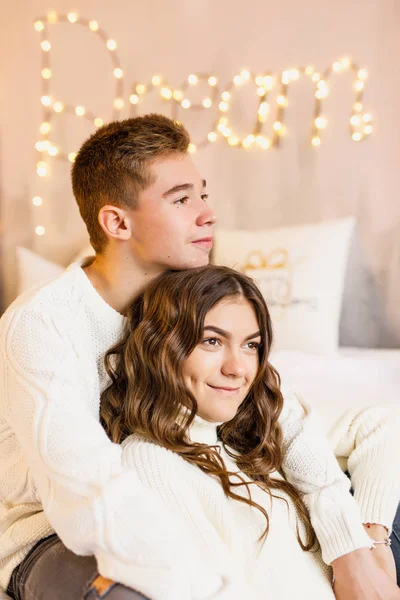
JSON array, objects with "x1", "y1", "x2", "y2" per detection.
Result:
[
  {"x1": 202, "y1": 337, "x2": 221, "y2": 347},
  {"x1": 201, "y1": 194, "x2": 209, "y2": 202},
  {"x1": 174, "y1": 196, "x2": 189, "y2": 205},
  {"x1": 245, "y1": 342, "x2": 261, "y2": 351}
]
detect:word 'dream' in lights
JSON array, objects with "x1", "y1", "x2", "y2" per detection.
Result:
[{"x1": 32, "y1": 11, "x2": 374, "y2": 235}]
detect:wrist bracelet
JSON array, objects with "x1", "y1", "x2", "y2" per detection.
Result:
[{"x1": 370, "y1": 538, "x2": 392, "y2": 549}]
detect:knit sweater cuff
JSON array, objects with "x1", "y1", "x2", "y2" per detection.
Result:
[
  {"x1": 353, "y1": 475, "x2": 400, "y2": 533},
  {"x1": 312, "y1": 512, "x2": 373, "y2": 565}
]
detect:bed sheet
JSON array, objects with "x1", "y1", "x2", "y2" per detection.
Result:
[{"x1": 270, "y1": 347, "x2": 400, "y2": 431}]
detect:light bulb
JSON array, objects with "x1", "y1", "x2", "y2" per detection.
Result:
[
  {"x1": 315, "y1": 117, "x2": 327, "y2": 129},
  {"x1": 173, "y1": 90, "x2": 183, "y2": 101},
  {"x1": 352, "y1": 132, "x2": 362, "y2": 141},
  {"x1": 41, "y1": 68, "x2": 52, "y2": 79},
  {"x1": 188, "y1": 143, "x2": 196, "y2": 153},
  {"x1": 114, "y1": 98, "x2": 124, "y2": 110},
  {"x1": 40, "y1": 122, "x2": 51, "y2": 135},
  {"x1": 181, "y1": 99, "x2": 191, "y2": 109},
  {"x1": 188, "y1": 74, "x2": 198, "y2": 85},
  {"x1": 89, "y1": 21, "x2": 99, "y2": 31},
  {"x1": 67, "y1": 12, "x2": 78, "y2": 23},
  {"x1": 35, "y1": 225, "x2": 46, "y2": 236},
  {"x1": 41, "y1": 95, "x2": 52, "y2": 107},
  {"x1": 34, "y1": 20, "x2": 44, "y2": 31},
  {"x1": 53, "y1": 102, "x2": 64, "y2": 113},
  {"x1": 208, "y1": 132, "x2": 217, "y2": 142},
  {"x1": 114, "y1": 68, "x2": 123, "y2": 79},
  {"x1": 151, "y1": 75, "x2": 162, "y2": 86},
  {"x1": 32, "y1": 196, "x2": 43, "y2": 206},
  {"x1": 362, "y1": 113, "x2": 372, "y2": 123},
  {"x1": 233, "y1": 75, "x2": 243, "y2": 85},
  {"x1": 48, "y1": 146, "x2": 58, "y2": 156},
  {"x1": 221, "y1": 91, "x2": 231, "y2": 101},
  {"x1": 94, "y1": 117, "x2": 104, "y2": 127},
  {"x1": 75, "y1": 106, "x2": 86, "y2": 116},
  {"x1": 202, "y1": 98, "x2": 212, "y2": 108},
  {"x1": 219, "y1": 101, "x2": 228, "y2": 112},
  {"x1": 208, "y1": 76, "x2": 217, "y2": 86},
  {"x1": 41, "y1": 40, "x2": 51, "y2": 51},
  {"x1": 107, "y1": 39, "x2": 117, "y2": 50},
  {"x1": 136, "y1": 84, "x2": 147, "y2": 94},
  {"x1": 161, "y1": 88, "x2": 172, "y2": 100},
  {"x1": 68, "y1": 152, "x2": 77, "y2": 162},
  {"x1": 36, "y1": 162, "x2": 47, "y2": 176},
  {"x1": 312, "y1": 137, "x2": 321, "y2": 146}
]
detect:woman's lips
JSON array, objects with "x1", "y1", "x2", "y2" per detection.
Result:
[{"x1": 207, "y1": 384, "x2": 242, "y2": 394}]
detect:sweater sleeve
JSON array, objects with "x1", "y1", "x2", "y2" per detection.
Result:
[
  {"x1": 0, "y1": 305, "x2": 223, "y2": 599},
  {"x1": 279, "y1": 390, "x2": 372, "y2": 565},
  {"x1": 330, "y1": 404, "x2": 400, "y2": 532}
]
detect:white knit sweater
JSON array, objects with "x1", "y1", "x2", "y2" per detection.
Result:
[
  {"x1": 122, "y1": 416, "x2": 336, "y2": 599},
  {"x1": 0, "y1": 264, "x2": 398, "y2": 599}
]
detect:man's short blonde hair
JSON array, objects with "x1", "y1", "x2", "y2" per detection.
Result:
[{"x1": 71, "y1": 114, "x2": 190, "y2": 252}]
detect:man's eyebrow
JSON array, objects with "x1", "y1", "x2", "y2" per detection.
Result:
[
  {"x1": 203, "y1": 326, "x2": 261, "y2": 341},
  {"x1": 162, "y1": 179, "x2": 207, "y2": 198}
]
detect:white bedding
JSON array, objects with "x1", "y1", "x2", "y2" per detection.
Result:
[{"x1": 270, "y1": 348, "x2": 400, "y2": 432}]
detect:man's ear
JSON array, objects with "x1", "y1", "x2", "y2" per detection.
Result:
[{"x1": 98, "y1": 205, "x2": 132, "y2": 241}]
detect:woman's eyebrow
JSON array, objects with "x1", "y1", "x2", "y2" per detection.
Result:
[{"x1": 203, "y1": 326, "x2": 261, "y2": 341}]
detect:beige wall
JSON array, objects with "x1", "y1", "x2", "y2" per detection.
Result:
[{"x1": 0, "y1": 0, "x2": 399, "y2": 341}]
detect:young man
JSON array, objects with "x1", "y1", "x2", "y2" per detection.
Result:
[{"x1": 0, "y1": 115, "x2": 399, "y2": 600}]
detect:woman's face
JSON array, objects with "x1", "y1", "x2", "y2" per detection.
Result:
[{"x1": 182, "y1": 296, "x2": 261, "y2": 423}]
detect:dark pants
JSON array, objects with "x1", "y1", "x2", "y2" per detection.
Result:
[
  {"x1": 6, "y1": 535, "x2": 148, "y2": 600},
  {"x1": 391, "y1": 503, "x2": 400, "y2": 587}
]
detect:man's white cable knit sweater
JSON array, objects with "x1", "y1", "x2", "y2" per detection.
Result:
[{"x1": 0, "y1": 264, "x2": 398, "y2": 598}]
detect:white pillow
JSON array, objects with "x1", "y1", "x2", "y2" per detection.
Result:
[
  {"x1": 16, "y1": 247, "x2": 63, "y2": 295},
  {"x1": 16, "y1": 245, "x2": 95, "y2": 296},
  {"x1": 212, "y1": 217, "x2": 355, "y2": 355}
]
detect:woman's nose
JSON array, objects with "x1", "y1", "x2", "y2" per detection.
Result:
[{"x1": 221, "y1": 352, "x2": 246, "y2": 379}]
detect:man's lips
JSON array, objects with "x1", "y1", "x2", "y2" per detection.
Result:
[{"x1": 192, "y1": 237, "x2": 213, "y2": 249}]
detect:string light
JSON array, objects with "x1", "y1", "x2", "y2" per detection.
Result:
[
  {"x1": 32, "y1": 13, "x2": 375, "y2": 235},
  {"x1": 35, "y1": 226, "x2": 46, "y2": 236},
  {"x1": 39, "y1": 122, "x2": 51, "y2": 135},
  {"x1": 151, "y1": 75, "x2": 162, "y2": 86},
  {"x1": 32, "y1": 196, "x2": 43, "y2": 206},
  {"x1": 53, "y1": 101, "x2": 64, "y2": 113}
]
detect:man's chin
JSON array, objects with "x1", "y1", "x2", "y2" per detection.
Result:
[{"x1": 168, "y1": 254, "x2": 211, "y2": 270}]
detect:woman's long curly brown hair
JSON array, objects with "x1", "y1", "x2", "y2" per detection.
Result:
[{"x1": 101, "y1": 265, "x2": 317, "y2": 551}]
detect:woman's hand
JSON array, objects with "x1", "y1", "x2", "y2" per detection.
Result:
[
  {"x1": 363, "y1": 523, "x2": 397, "y2": 582},
  {"x1": 332, "y1": 548, "x2": 400, "y2": 600}
]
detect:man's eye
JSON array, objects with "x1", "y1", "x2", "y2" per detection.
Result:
[{"x1": 174, "y1": 196, "x2": 189, "y2": 205}]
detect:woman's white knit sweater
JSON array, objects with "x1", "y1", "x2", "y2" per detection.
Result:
[
  {"x1": 122, "y1": 416, "x2": 335, "y2": 599},
  {"x1": 0, "y1": 264, "x2": 398, "y2": 599}
]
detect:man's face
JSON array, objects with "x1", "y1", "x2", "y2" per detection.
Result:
[{"x1": 128, "y1": 153, "x2": 216, "y2": 271}]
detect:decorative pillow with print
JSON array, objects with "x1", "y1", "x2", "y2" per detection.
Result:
[{"x1": 212, "y1": 217, "x2": 355, "y2": 355}]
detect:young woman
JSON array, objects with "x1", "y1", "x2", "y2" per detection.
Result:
[{"x1": 100, "y1": 265, "x2": 395, "y2": 599}]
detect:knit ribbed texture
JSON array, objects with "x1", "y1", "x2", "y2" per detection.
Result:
[
  {"x1": 0, "y1": 264, "x2": 398, "y2": 598},
  {"x1": 122, "y1": 418, "x2": 336, "y2": 599}
]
